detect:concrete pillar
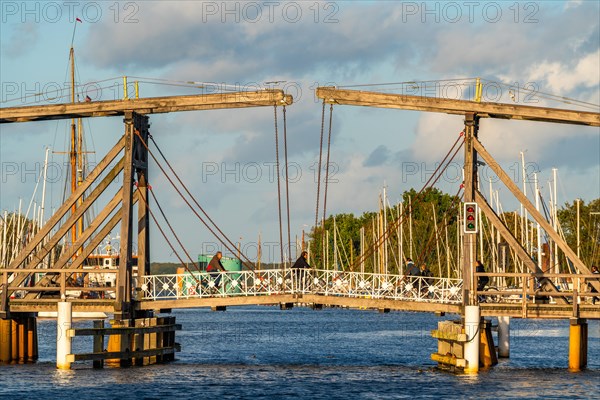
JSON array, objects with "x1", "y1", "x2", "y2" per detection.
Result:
[
  {"x1": 464, "y1": 305, "x2": 480, "y2": 374},
  {"x1": 56, "y1": 302, "x2": 72, "y2": 370},
  {"x1": 569, "y1": 318, "x2": 588, "y2": 371},
  {"x1": 0, "y1": 318, "x2": 11, "y2": 363},
  {"x1": 498, "y1": 316, "x2": 510, "y2": 358}
]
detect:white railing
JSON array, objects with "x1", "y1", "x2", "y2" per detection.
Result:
[{"x1": 140, "y1": 269, "x2": 463, "y2": 304}]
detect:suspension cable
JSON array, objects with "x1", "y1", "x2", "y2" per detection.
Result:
[
  {"x1": 282, "y1": 106, "x2": 292, "y2": 263},
  {"x1": 136, "y1": 187, "x2": 200, "y2": 283},
  {"x1": 414, "y1": 185, "x2": 464, "y2": 269},
  {"x1": 135, "y1": 131, "x2": 256, "y2": 271},
  {"x1": 351, "y1": 132, "x2": 465, "y2": 271},
  {"x1": 314, "y1": 101, "x2": 326, "y2": 229},
  {"x1": 147, "y1": 186, "x2": 203, "y2": 274},
  {"x1": 322, "y1": 103, "x2": 334, "y2": 226},
  {"x1": 274, "y1": 106, "x2": 284, "y2": 266}
]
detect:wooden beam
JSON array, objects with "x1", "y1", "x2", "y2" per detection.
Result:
[
  {"x1": 474, "y1": 190, "x2": 568, "y2": 304},
  {"x1": 0, "y1": 90, "x2": 293, "y2": 123},
  {"x1": 35, "y1": 189, "x2": 123, "y2": 271},
  {"x1": 9, "y1": 157, "x2": 124, "y2": 272},
  {"x1": 117, "y1": 112, "x2": 136, "y2": 314},
  {"x1": 6, "y1": 135, "x2": 125, "y2": 269},
  {"x1": 316, "y1": 87, "x2": 600, "y2": 126},
  {"x1": 472, "y1": 138, "x2": 599, "y2": 293}
]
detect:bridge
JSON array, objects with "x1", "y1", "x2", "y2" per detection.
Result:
[{"x1": 1, "y1": 82, "x2": 599, "y2": 373}]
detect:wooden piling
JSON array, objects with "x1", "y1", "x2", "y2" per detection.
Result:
[{"x1": 0, "y1": 319, "x2": 11, "y2": 363}]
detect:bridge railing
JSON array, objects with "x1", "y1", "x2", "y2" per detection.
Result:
[
  {"x1": 139, "y1": 269, "x2": 463, "y2": 304},
  {"x1": 475, "y1": 272, "x2": 600, "y2": 305}
]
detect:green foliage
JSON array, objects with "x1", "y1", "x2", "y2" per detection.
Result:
[
  {"x1": 557, "y1": 199, "x2": 600, "y2": 267},
  {"x1": 307, "y1": 188, "x2": 462, "y2": 277}
]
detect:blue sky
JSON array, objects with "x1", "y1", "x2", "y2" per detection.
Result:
[{"x1": 1, "y1": 1, "x2": 599, "y2": 263}]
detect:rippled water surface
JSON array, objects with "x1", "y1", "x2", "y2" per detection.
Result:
[{"x1": 1, "y1": 307, "x2": 599, "y2": 399}]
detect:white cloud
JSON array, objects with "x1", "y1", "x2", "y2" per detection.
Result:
[{"x1": 527, "y1": 50, "x2": 600, "y2": 93}]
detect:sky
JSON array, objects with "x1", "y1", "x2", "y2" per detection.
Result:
[{"x1": 1, "y1": 0, "x2": 599, "y2": 263}]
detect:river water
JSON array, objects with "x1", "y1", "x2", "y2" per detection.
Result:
[{"x1": 1, "y1": 307, "x2": 599, "y2": 399}]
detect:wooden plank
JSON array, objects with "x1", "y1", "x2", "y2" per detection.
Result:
[
  {"x1": 0, "y1": 90, "x2": 292, "y2": 123},
  {"x1": 431, "y1": 352, "x2": 467, "y2": 368},
  {"x1": 316, "y1": 87, "x2": 600, "y2": 126},
  {"x1": 67, "y1": 324, "x2": 181, "y2": 337},
  {"x1": 472, "y1": 138, "x2": 599, "y2": 294},
  {"x1": 66, "y1": 346, "x2": 178, "y2": 363},
  {"x1": 7, "y1": 136, "x2": 125, "y2": 269},
  {"x1": 431, "y1": 330, "x2": 467, "y2": 342}
]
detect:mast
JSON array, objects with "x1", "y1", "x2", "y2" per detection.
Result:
[{"x1": 69, "y1": 46, "x2": 77, "y2": 251}]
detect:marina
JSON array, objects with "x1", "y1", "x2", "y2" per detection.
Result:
[{"x1": 1, "y1": 2, "x2": 599, "y2": 398}]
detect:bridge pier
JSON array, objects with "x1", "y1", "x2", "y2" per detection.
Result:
[
  {"x1": 0, "y1": 314, "x2": 38, "y2": 365},
  {"x1": 497, "y1": 316, "x2": 510, "y2": 358},
  {"x1": 569, "y1": 318, "x2": 588, "y2": 371},
  {"x1": 57, "y1": 301, "x2": 73, "y2": 369}
]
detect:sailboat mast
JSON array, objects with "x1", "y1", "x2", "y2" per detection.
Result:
[{"x1": 69, "y1": 47, "x2": 77, "y2": 249}]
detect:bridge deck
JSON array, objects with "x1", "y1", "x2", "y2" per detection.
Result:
[{"x1": 5, "y1": 269, "x2": 600, "y2": 319}]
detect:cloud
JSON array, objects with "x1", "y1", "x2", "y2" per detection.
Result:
[
  {"x1": 364, "y1": 145, "x2": 391, "y2": 166},
  {"x1": 527, "y1": 50, "x2": 600, "y2": 93},
  {"x1": 3, "y1": 22, "x2": 39, "y2": 58}
]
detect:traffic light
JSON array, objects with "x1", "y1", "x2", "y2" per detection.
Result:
[{"x1": 463, "y1": 202, "x2": 478, "y2": 233}]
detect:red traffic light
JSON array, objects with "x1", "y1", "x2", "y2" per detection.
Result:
[{"x1": 466, "y1": 206, "x2": 475, "y2": 213}]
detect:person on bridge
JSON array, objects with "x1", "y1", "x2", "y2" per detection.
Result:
[
  {"x1": 590, "y1": 265, "x2": 599, "y2": 304},
  {"x1": 420, "y1": 264, "x2": 433, "y2": 296},
  {"x1": 292, "y1": 251, "x2": 311, "y2": 289},
  {"x1": 476, "y1": 260, "x2": 489, "y2": 302},
  {"x1": 207, "y1": 251, "x2": 226, "y2": 290}
]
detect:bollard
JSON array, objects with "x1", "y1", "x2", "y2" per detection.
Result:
[
  {"x1": 464, "y1": 305, "x2": 480, "y2": 374},
  {"x1": 498, "y1": 316, "x2": 510, "y2": 358}
]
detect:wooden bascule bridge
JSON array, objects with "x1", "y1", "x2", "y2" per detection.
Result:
[{"x1": 0, "y1": 83, "x2": 599, "y2": 373}]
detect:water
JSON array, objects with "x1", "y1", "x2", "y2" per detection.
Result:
[{"x1": 1, "y1": 307, "x2": 599, "y2": 399}]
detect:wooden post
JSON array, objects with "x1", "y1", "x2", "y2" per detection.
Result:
[
  {"x1": 10, "y1": 319, "x2": 18, "y2": 362},
  {"x1": 106, "y1": 319, "x2": 131, "y2": 367},
  {"x1": 17, "y1": 318, "x2": 27, "y2": 363},
  {"x1": 569, "y1": 318, "x2": 587, "y2": 371},
  {"x1": 93, "y1": 320, "x2": 104, "y2": 369},
  {"x1": 462, "y1": 113, "x2": 479, "y2": 306},
  {"x1": 135, "y1": 115, "x2": 150, "y2": 282},
  {"x1": 117, "y1": 112, "x2": 136, "y2": 318},
  {"x1": 26, "y1": 316, "x2": 36, "y2": 362},
  {"x1": 0, "y1": 318, "x2": 11, "y2": 363}
]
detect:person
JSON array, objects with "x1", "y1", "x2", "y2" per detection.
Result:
[
  {"x1": 405, "y1": 258, "x2": 417, "y2": 275},
  {"x1": 206, "y1": 251, "x2": 226, "y2": 290},
  {"x1": 420, "y1": 264, "x2": 433, "y2": 293},
  {"x1": 407, "y1": 259, "x2": 420, "y2": 278},
  {"x1": 476, "y1": 260, "x2": 489, "y2": 302},
  {"x1": 590, "y1": 265, "x2": 599, "y2": 305},
  {"x1": 292, "y1": 251, "x2": 311, "y2": 289},
  {"x1": 403, "y1": 258, "x2": 421, "y2": 290}
]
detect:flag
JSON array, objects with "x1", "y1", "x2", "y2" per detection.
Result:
[{"x1": 76, "y1": 17, "x2": 82, "y2": 23}]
